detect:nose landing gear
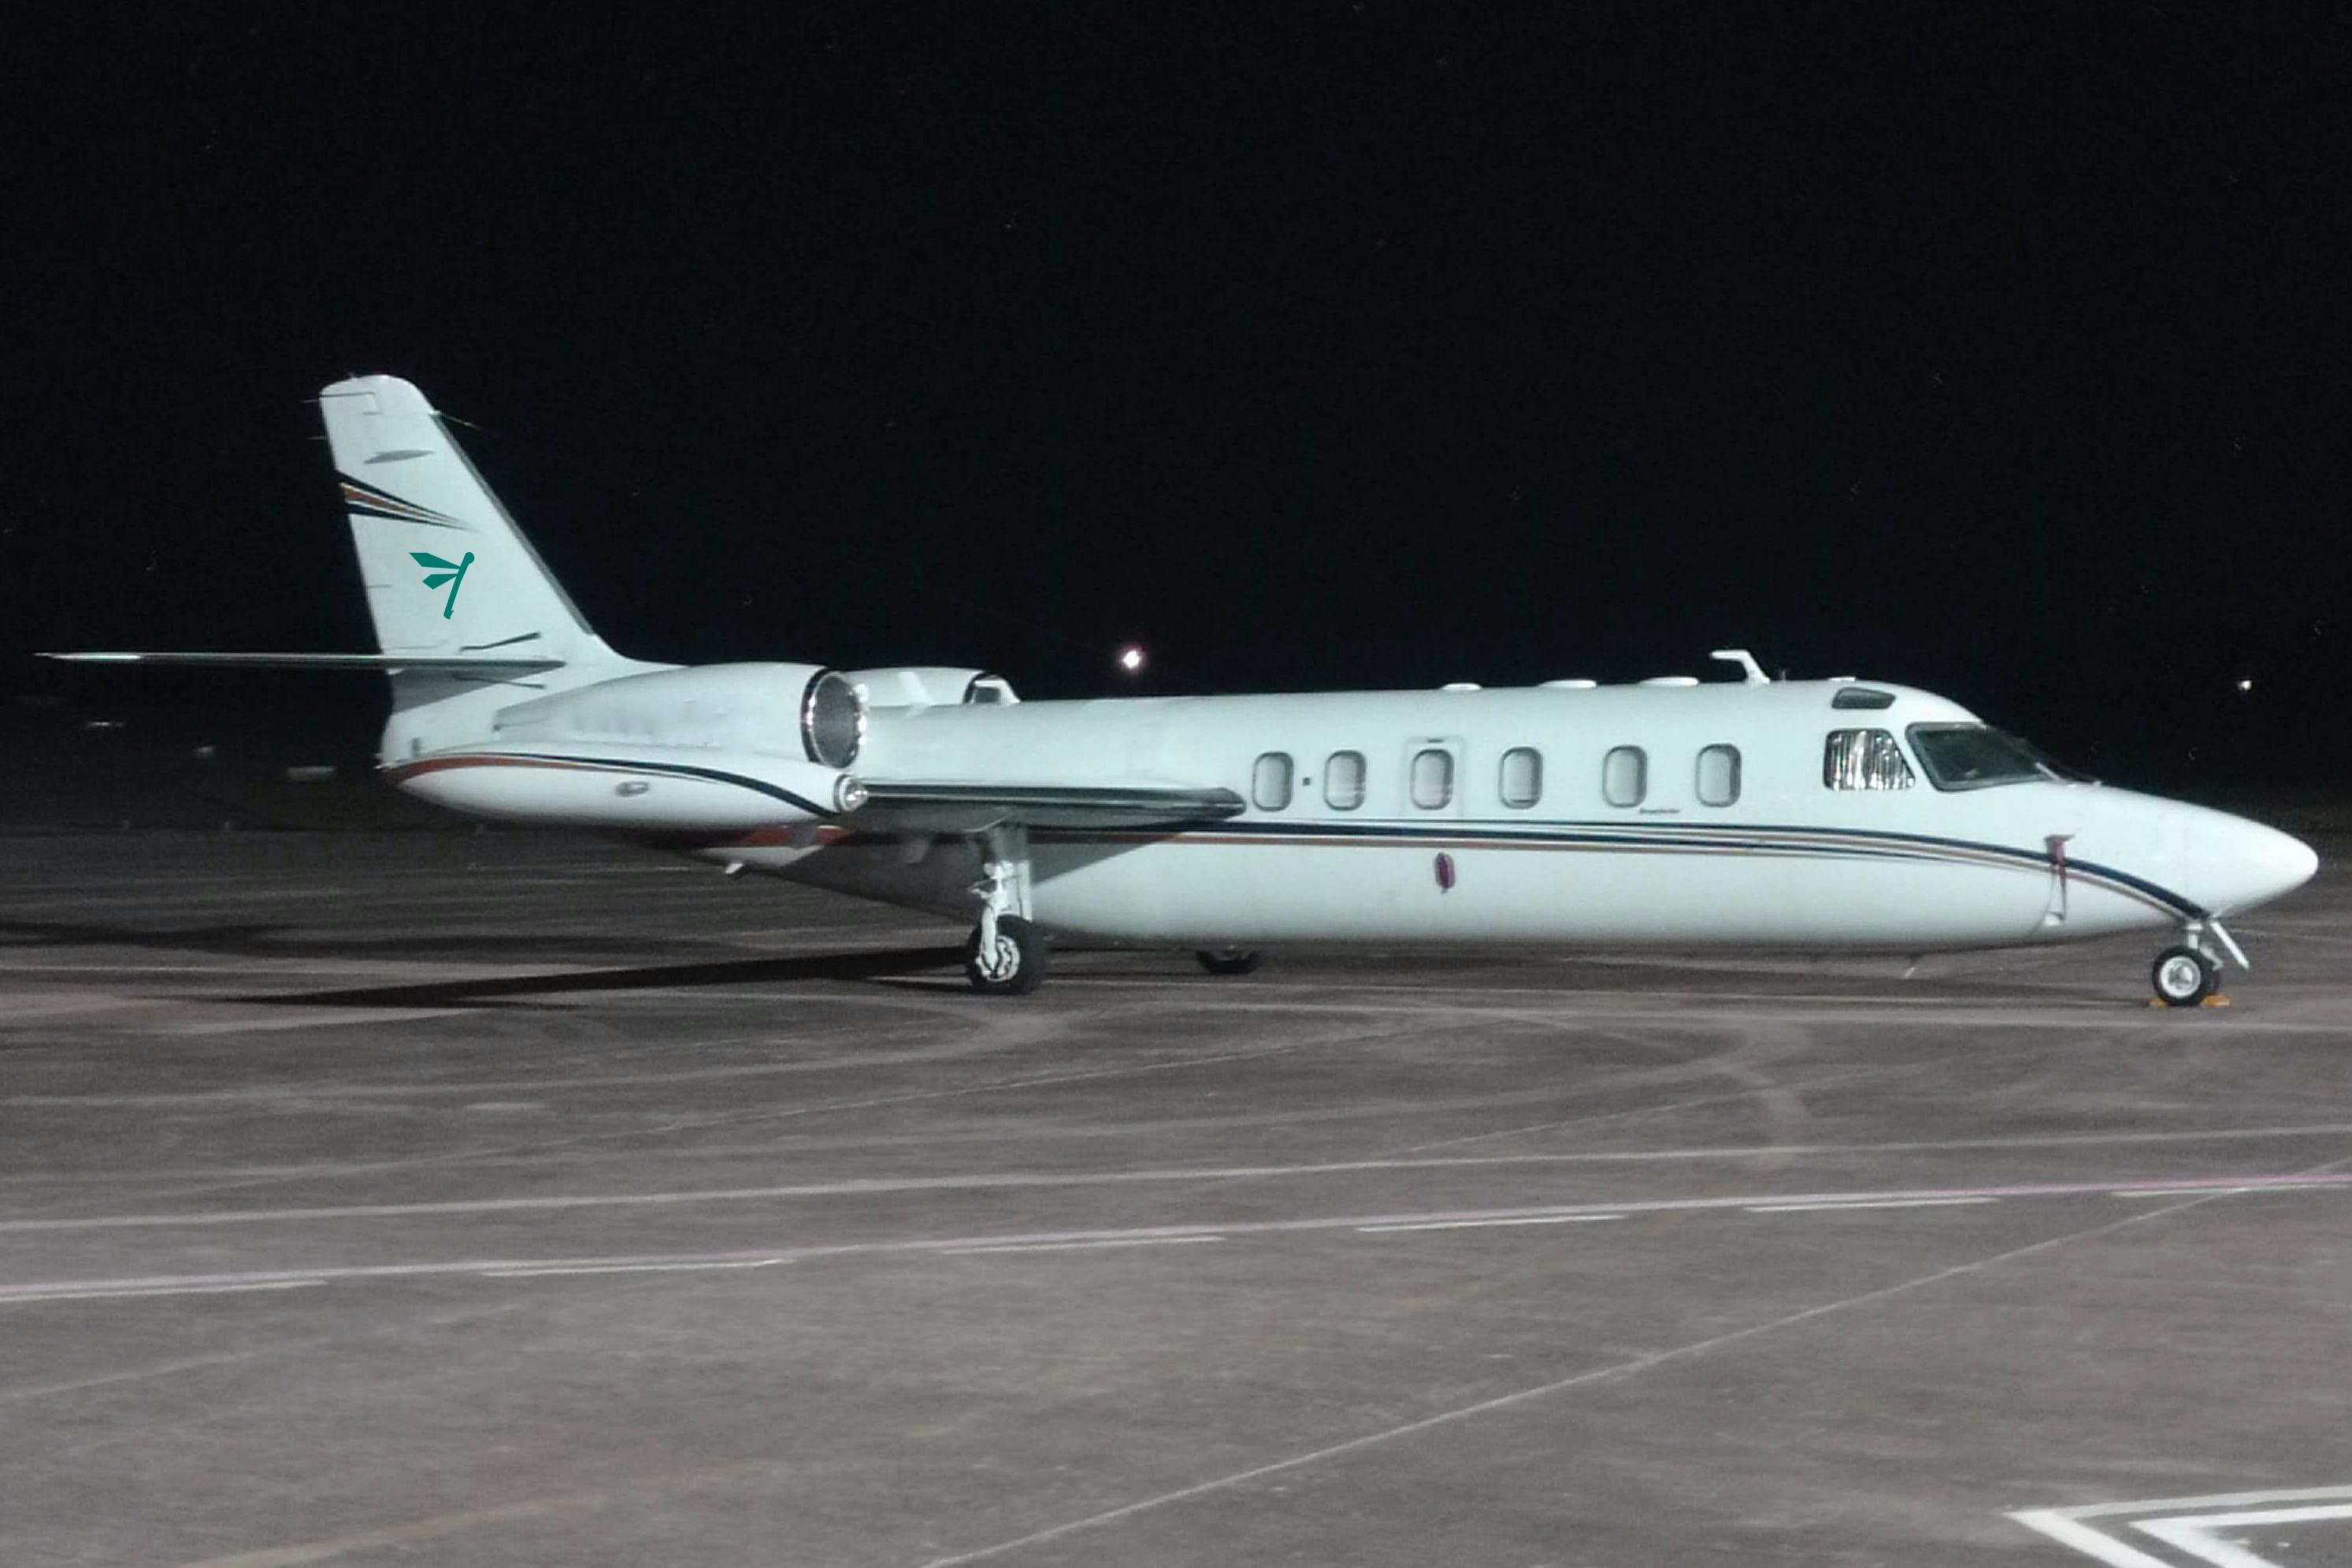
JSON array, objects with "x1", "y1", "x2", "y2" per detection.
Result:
[
  {"x1": 2150, "y1": 945, "x2": 2218, "y2": 1007},
  {"x1": 2150, "y1": 920, "x2": 2245, "y2": 1008}
]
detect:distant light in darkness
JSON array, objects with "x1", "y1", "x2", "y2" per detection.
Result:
[
  {"x1": 1118, "y1": 645, "x2": 1146, "y2": 674},
  {"x1": 2238, "y1": 679, "x2": 2254, "y2": 692}
]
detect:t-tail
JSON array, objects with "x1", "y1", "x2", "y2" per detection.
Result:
[
  {"x1": 321, "y1": 375, "x2": 621, "y2": 674},
  {"x1": 44, "y1": 376, "x2": 661, "y2": 750}
]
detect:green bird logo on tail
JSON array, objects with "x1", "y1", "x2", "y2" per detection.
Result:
[{"x1": 410, "y1": 550, "x2": 474, "y2": 618}]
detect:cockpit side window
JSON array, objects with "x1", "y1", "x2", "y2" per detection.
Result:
[
  {"x1": 1905, "y1": 724, "x2": 2088, "y2": 791},
  {"x1": 1823, "y1": 728, "x2": 1916, "y2": 791}
]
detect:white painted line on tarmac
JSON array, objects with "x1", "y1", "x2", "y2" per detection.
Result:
[
  {"x1": 10, "y1": 1168, "x2": 2347, "y2": 1303},
  {"x1": 2113, "y1": 1181, "x2": 2347, "y2": 1199},
  {"x1": 2043, "y1": 1485, "x2": 2352, "y2": 1516},
  {"x1": 2139, "y1": 1502, "x2": 2352, "y2": 1567},
  {"x1": 0, "y1": 1279, "x2": 325, "y2": 1307},
  {"x1": 23, "y1": 1162, "x2": 2347, "y2": 1236},
  {"x1": 480, "y1": 1258, "x2": 788, "y2": 1279},
  {"x1": 940, "y1": 1236, "x2": 1226, "y2": 1255},
  {"x1": 18, "y1": 1170, "x2": 2352, "y2": 1241},
  {"x1": 38, "y1": 1117, "x2": 2352, "y2": 1192},
  {"x1": 1749, "y1": 1213, "x2": 2004, "y2": 1222},
  {"x1": 2009, "y1": 1508, "x2": 2177, "y2": 1567},
  {"x1": 1358, "y1": 1214, "x2": 1625, "y2": 1233},
  {"x1": 2011, "y1": 1485, "x2": 2352, "y2": 1566}
]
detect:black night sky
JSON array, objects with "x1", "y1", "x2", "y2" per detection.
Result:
[{"x1": 12, "y1": 6, "x2": 2350, "y2": 788}]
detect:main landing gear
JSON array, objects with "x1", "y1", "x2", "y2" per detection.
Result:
[
  {"x1": 2150, "y1": 920, "x2": 2247, "y2": 1008},
  {"x1": 966, "y1": 914, "x2": 1047, "y2": 995},
  {"x1": 965, "y1": 826, "x2": 1048, "y2": 995}
]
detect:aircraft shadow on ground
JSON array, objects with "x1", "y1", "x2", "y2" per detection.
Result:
[
  {"x1": 0, "y1": 918, "x2": 789, "y2": 966},
  {"x1": 222, "y1": 946, "x2": 974, "y2": 1008},
  {"x1": 4, "y1": 919, "x2": 2107, "y2": 1009},
  {"x1": 0, "y1": 917, "x2": 969, "y2": 1006}
]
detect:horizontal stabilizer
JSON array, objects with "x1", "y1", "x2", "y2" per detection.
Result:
[
  {"x1": 856, "y1": 781, "x2": 1246, "y2": 832},
  {"x1": 42, "y1": 651, "x2": 565, "y2": 674}
]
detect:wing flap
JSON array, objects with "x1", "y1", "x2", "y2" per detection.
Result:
[{"x1": 856, "y1": 781, "x2": 1245, "y2": 832}]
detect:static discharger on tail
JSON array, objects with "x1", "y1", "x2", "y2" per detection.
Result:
[{"x1": 45, "y1": 374, "x2": 2318, "y2": 1000}]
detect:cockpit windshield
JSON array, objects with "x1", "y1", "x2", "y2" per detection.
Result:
[{"x1": 1905, "y1": 724, "x2": 2093, "y2": 791}]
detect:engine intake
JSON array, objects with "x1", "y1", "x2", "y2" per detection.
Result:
[{"x1": 801, "y1": 669, "x2": 866, "y2": 768}]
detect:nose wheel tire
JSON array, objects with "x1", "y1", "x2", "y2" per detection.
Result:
[
  {"x1": 966, "y1": 914, "x2": 1047, "y2": 995},
  {"x1": 1195, "y1": 947, "x2": 1262, "y2": 977},
  {"x1": 2151, "y1": 945, "x2": 2218, "y2": 1007}
]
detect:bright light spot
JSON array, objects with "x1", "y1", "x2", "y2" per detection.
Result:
[
  {"x1": 1118, "y1": 645, "x2": 1145, "y2": 674},
  {"x1": 2237, "y1": 678, "x2": 2254, "y2": 692}
]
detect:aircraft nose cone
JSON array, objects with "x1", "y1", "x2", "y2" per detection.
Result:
[
  {"x1": 2182, "y1": 810, "x2": 2319, "y2": 914},
  {"x1": 2263, "y1": 825, "x2": 2322, "y2": 899}
]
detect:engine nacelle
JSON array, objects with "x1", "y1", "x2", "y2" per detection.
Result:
[
  {"x1": 395, "y1": 742, "x2": 865, "y2": 830},
  {"x1": 489, "y1": 662, "x2": 866, "y2": 766},
  {"x1": 844, "y1": 666, "x2": 1018, "y2": 707},
  {"x1": 390, "y1": 662, "x2": 871, "y2": 830}
]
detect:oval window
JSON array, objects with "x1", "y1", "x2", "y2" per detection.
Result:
[
  {"x1": 1324, "y1": 751, "x2": 1366, "y2": 811},
  {"x1": 1252, "y1": 751, "x2": 1293, "y2": 811},
  {"x1": 1410, "y1": 748, "x2": 1454, "y2": 810},
  {"x1": 1696, "y1": 744, "x2": 1740, "y2": 806},
  {"x1": 1499, "y1": 747, "x2": 1542, "y2": 809},
  {"x1": 1603, "y1": 746, "x2": 1647, "y2": 807}
]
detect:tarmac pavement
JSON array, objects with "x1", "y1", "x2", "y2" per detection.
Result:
[{"x1": 2, "y1": 829, "x2": 2348, "y2": 1566}]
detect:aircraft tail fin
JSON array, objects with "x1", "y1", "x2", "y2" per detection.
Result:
[{"x1": 319, "y1": 376, "x2": 620, "y2": 672}]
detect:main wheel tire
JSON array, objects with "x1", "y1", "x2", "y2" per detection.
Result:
[
  {"x1": 1194, "y1": 947, "x2": 1262, "y2": 977},
  {"x1": 2151, "y1": 944, "x2": 2217, "y2": 1007},
  {"x1": 966, "y1": 915, "x2": 1048, "y2": 995}
]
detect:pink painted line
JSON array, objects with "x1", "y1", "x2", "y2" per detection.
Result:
[{"x1": 2, "y1": 1170, "x2": 2344, "y2": 1302}]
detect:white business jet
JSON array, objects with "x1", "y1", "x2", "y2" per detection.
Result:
[{"x1": 50, "y1": 375, "x2": 2317, "y2": 1003}]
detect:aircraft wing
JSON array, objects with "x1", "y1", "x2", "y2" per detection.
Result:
[
  {"x1": 854, "y1": 781, "x2": 1245, "y2": 833},
  {"x1": 42, "y1": 652, "x2": 566, "y2": 675}
]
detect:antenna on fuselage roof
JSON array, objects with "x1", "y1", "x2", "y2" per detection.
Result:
[{"x1": 1710, "y1": 648, "x2": 1770, "y2": 685}]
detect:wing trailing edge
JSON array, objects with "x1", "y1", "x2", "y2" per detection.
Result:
[{"x1": 855, "y1": 781, "x2": 1246, "y2": 832}]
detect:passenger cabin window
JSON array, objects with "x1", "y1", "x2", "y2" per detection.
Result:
[
  {"x1": 1252, "y1": 751, "x2": 1294, "y2": 811},
  {"x1": 1409, "y1": 748, "x2": 1454, "y2": 810},
  {"x1": 1823, "y1": 728, "x2": 1916, "y2": 790},
  {"x1": 1603, "y1": 746, "x2": 1647, "y2": 807},
  {"x1": 1324, "y1": 751, "x2": 1366, "y2": 810},
  {"x1": 1498, "y1": 747, "x2": 1542, "y2": 809},
  {"x1": 1905, "y1": 724, "x2": 2087, "y2": 791},
  {"x1": 1696, "y1": 744, "x2": 1741, "y2": 806}
]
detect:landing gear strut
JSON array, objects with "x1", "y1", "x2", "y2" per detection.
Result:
[{"x1": 965, "y1": 826, "x2": 1047, "y2": 995}]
